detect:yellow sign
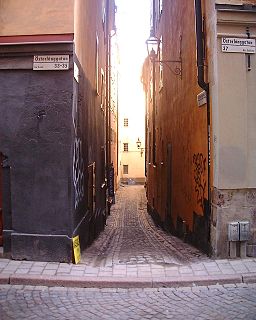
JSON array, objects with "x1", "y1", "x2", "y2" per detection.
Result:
[{"x1": 72, "y1": 236, "x2": 81, "y2": 264}]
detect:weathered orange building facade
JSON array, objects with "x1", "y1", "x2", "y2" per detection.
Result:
[
  {"x1": 143, "y1": 0, "x2": 256, "y2": 257},
  {"x1": 0, "y1": 0, "x2": 117, "y2": 262}
]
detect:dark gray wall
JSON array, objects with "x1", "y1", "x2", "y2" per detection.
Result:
[
  {"x1": 71, "y1": 56, "x2": 107, "y2": 251},
  {"x1": 0, "y1": 43, "x2": 109, "y2": 262},
  {"x1": 0, "y1": 44, "x2": 74, "y2": 261}
]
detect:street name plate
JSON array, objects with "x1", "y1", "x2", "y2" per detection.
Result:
[
  {"x1": 197, "y1": 91, "x2": 207, "y2": 107},
  {"x1": 33, "y1": 55, "x2": 69, "y2": 70},
  {"x1": 74, "y1": 62, "x2": 79, "y2": 82},
  {"x1": 222, "y1": 37, "x2": 255, "y2": 54}
]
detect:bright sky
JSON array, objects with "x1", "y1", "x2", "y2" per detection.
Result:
[{"x1": 115, "y1": 0, "x2": 151, "y2": 119}]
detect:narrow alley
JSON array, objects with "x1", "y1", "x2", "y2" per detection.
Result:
[
  {"x1": 1, "y1": 186, "x2": 256, "y2": 281},
  {"x1": 0, "y1": 0, "x2": 256, "y2": 319},
  {"x1": 1, "y1": 186, "x2": 256, "y2": 319},
  {"x1": 81, "y1": 185, "x2": 208, "y2": 269}
]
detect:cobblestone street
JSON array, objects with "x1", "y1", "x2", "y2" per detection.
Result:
[
  {"x1": 1, "y1": 283, "x2": 256, "y2": 319},
  {"x1": 1, "y1": 185, "x2": 256, "y2": 319},
  {"x1": 81, "y1": 185, "x2": 208, "y2": 268},
  {"x1": 0, "y1": 185, "x2": 256, "y2": 282}
]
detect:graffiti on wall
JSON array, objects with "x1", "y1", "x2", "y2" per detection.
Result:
[
  {"x1": 181, "y1": 141, "x2": 192, "y2": 204},
  {"x1": 193, "y1": 153, "x2": 207, "y2": 211},
  {"x1": 72, "y1": 82, "x2": 84, "y2": 209},
  {"x1": 247, "y1": 191, "x2": 256, "y2": 204},
  {"x1": 73, "y1": 137, "x2": 84, "y2": 209}
]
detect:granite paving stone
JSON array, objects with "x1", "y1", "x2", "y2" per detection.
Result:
[
  {"x1": 44, "y1": 265, "x2": 59, "y2": 270},
  {"x1": 42, "y1": 270, "x2": 57, "y2": 276},
  {"x1": 1, "y1": 186, "x2": 256, "y2": 288},
  {"x1": 15, "y1": 269, "x2": 29, "y2": 274}
]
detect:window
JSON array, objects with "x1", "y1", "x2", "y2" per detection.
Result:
[
  {"x1": 100, "y1": 68, "x2": 105, "y2": 111},
  {"x1": 123, "y1": 165, "x2": 128, "y2": 174},
  {"x1": 123, "y1": 143, "x2": 128, "y2": 152},
  {"x1": 159, "y1": 36, "x2": 163, "y2": 91},
  {"x1": 102, "y1": 2, "x2": 106, "y2": 43},
  {"x1": 149, "y1": 132, "x2": 152, "y2": 164},
  {"x1": 159, "y1": 0, "x2": 163, "y2": 16},
  {"x1": 111, "y1": 128, "x2": 116, "y2": 143},
  {"x1": 95, "y1": 34, "x2": 99, "y2": 95},
  {"x1": 124, "y1": 118, "x2": 128, "y2": 127}
]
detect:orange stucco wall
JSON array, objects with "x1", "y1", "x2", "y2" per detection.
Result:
[
  {"x1": 216, "y1": 0, "x2": 256, "y2": 4},
  {"x1": 0, "y1": 0, "x2": 74, "y2": 36},
  {"x1": 74, "y1": 0, "x2": 98, "y2": 85},
  {"x1": 145, "y1": 0, "x2": 209, "y2": 235},
  {"x1": 74, "y1": 0, "x2": 118, "y2": 193}
]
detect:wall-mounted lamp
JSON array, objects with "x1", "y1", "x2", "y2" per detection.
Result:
[
  {"x1": 136, "y1": 137, "x2": 142, "y2": 149},
  {"x1": 146, "y1": 32, "x2": 182, "y2": 77},
  {"x1": 136, "y1": 137, "x2": 144, "y2": 157},
  {"x1": 146, "y1": 34, "x2": 160, "y2": 58}
]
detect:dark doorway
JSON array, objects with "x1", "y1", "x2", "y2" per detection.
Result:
[
  {"x1": 166, "y1": 144, "x2": 172, "y2": 229},
  {"x1": 0, "y1": 153, "x2": 3, "y2": 246}
]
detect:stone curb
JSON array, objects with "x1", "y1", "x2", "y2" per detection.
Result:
[
  {"x1": 152, "y1": 274, "x2": 242, "y2": 288},
  {"x1": 0, "y1": 274, "x2": 10, "y2": 284},
  {"x1": 9, "y1": 275, "x2": 152, "y2": 288},
  {"x1": 242, "y1": 273, "x2": 256, "y2": 284},
  {"x1": 6, "y1": 273, "x2": 256, "y2": 288}
]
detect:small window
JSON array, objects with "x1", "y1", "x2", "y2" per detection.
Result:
[
  {"x1": 111, "y1": 128, "x2": 116, "y2": 143},
  {"x1": 159, "y1": 36, "x2": 163, "y2": 91},
  {"x1": 124, "y1": 118, "x2": 128, "y2": 127},
  {"x1": 123, "y1": 165, "x2": 128, "y2": 174},
  {"x1": 123, "y1": 143, "x2": 128, "y2": 152},
  {"x1": 95, "y1": 34, "x2": 99, "y2": 95},
  {"x1": 159, "y1": 0, "x2": 163, "y2": 16},
  {"x1": 100, "y1": 68, "x2": 105, "y2": 111}
]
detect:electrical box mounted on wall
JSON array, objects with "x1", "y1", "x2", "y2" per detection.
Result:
[
  {"x1": 228, "y1": 221, "x2": 250, "y2": 242},
  {"x1": 239, "y1": 221, "x2": 250, "y2": 241},
  {"x1": 228, "y1": 222, "x2": 239, "y2": 241}
]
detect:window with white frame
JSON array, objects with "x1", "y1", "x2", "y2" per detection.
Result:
[{"x1": 124, "y1": 118, "x2": 128, "y2": 127}]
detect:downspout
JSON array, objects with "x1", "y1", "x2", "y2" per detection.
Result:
[
  {"x1": 116, "y1": 73, "x2": 119, "y2": 183},
  {"x1": 106, "y1": 0, "x2": 110, "y2": 179},
  {"x1": 195, "y1": 0, "x2": 209, "y2": 92},
  {"x1": 152, "y1": 0, "x2": 156, "y2": 34},
  {"x1": 194, "y1": 0, "x2": 211, "y2": 251},
  {"x1": 105, "y1": 0, "x2": 111, "y2": 213}
]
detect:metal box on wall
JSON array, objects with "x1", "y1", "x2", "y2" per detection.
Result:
[
  {"x1": 239, "y1": 221, "x2": 250, "y2": 241},
  {"x1": 228, "y1": 222, "x2": 239, "y2": 241}
]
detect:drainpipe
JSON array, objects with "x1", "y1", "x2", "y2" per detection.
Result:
[
  {"x1": 116, "y1": 72, "x2": 119, "y2": 182},
  {"x1": 105, "y1": 0, "x2": 111, "y2": 213},
  {"x1": 195, "y1": 0, "x2": 209, "y2": 92},
  {"x1": 194, "y1": 0, "x2": 211, "y2": 248},
  {"x1": 152, "y1": 0, "x2": 156, "y2": 34},
  {"x1": 106, "y1": 2, "x2": 111, "y2": 172}
]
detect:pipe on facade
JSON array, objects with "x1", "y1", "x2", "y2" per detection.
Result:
[
  {"x1": 195, "y1": 0, "x2": 211, "y2": 251},
  {"x1": 106, "y1": 0, "x2": 111, "y2": 173},
  {"x1": 195, "y1": 0, "x2": 209, "y2": 93}
]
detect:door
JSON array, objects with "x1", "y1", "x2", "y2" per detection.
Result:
[
  {"x1": 0, "y1": 153, "x2": 3, "y2": 246},
  {"x1": 166, "y1": 144, "x2": 172, "y2": 222}
]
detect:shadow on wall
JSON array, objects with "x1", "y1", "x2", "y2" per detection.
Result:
[{"x1": 0, "y1": 153, "x2": 12, "y2": 256}]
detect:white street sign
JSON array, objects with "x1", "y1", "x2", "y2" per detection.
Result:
[
  {"x1": 222, "y1": 37, "x2": 255, "y2": 54},
  {"x1": 33, "y1": 55, "x2": 70, "y2": 70},
  {"x1": 74, "y1": 62, "x2": 79, "y2": 82},
  {"x1": 197, "y1": 91, "x2": 207, "y2": 107}
]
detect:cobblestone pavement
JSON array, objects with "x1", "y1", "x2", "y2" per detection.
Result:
[
  {"x1": 81, "y1": 185, "x2": 208, "y2": 267},
  {"x1": 0, "y1": 185, "x2": 256, "y2": 283},
  {"x1": 1, "y1": 283, "x2": 256, "y2": 320}
]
